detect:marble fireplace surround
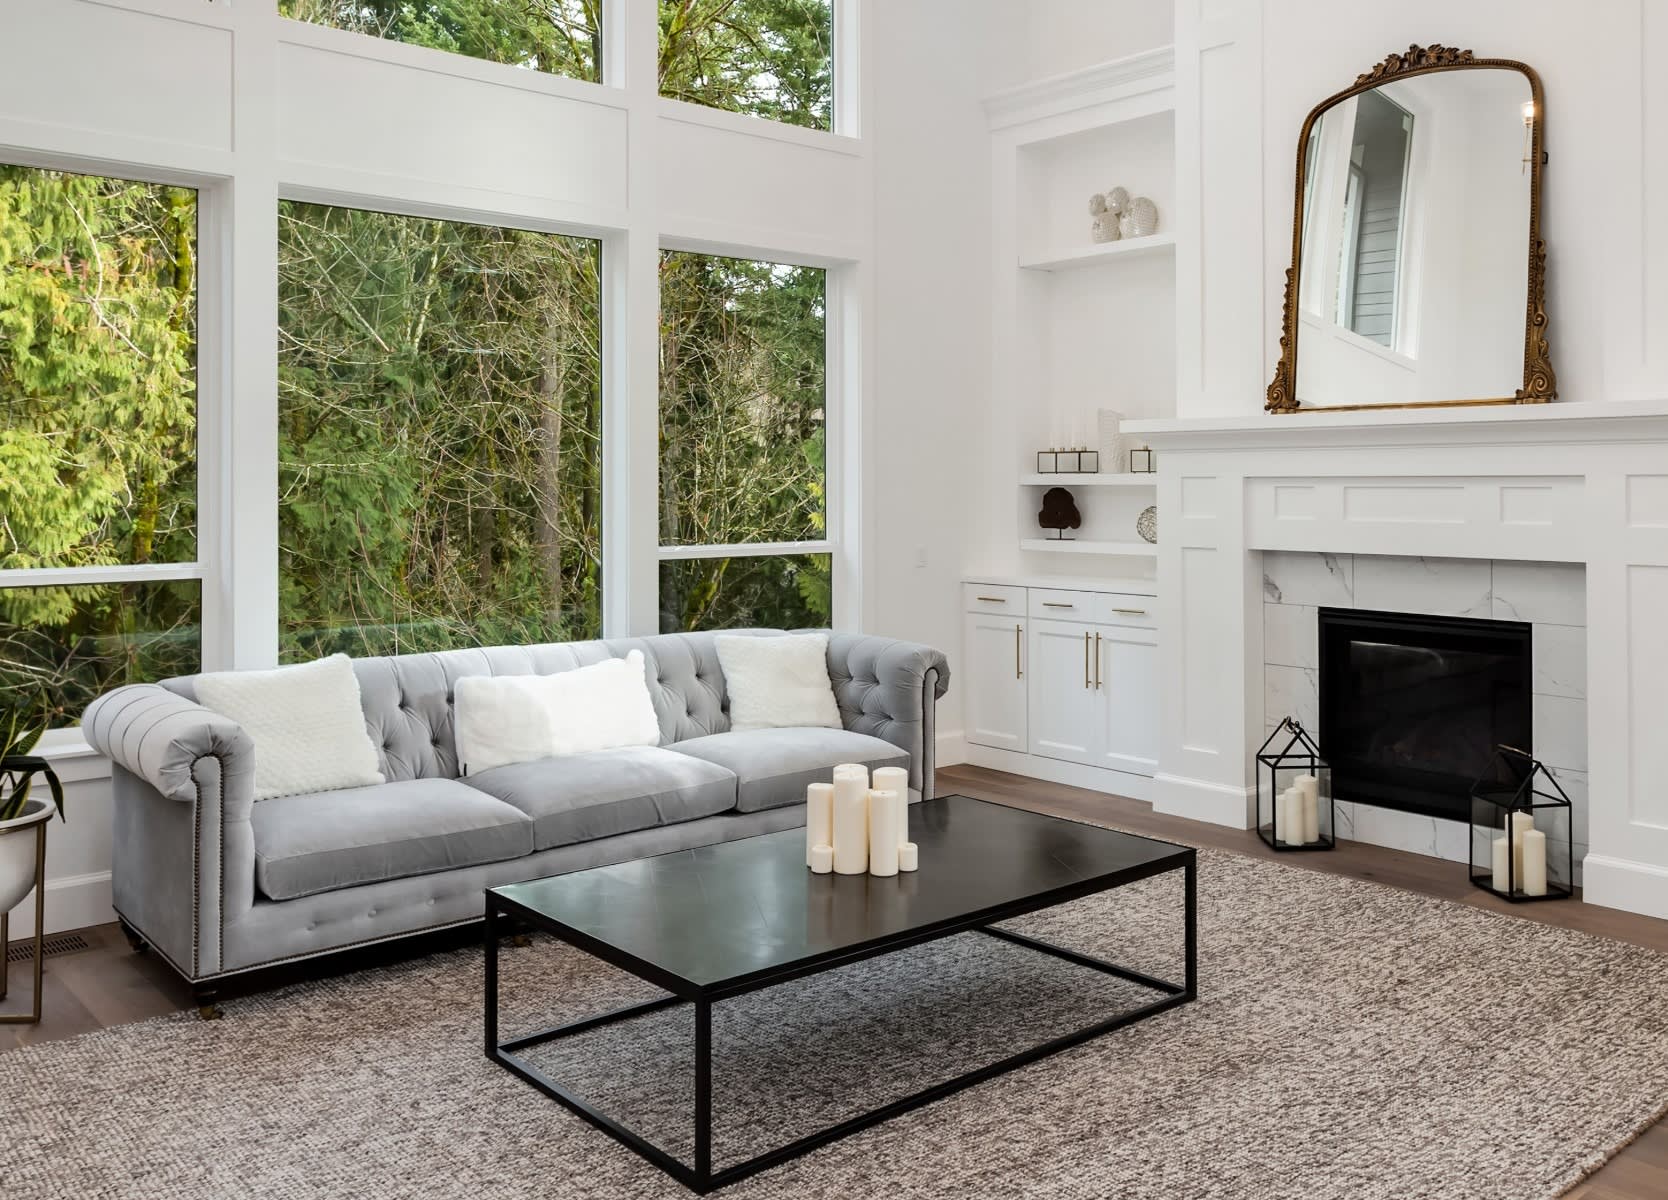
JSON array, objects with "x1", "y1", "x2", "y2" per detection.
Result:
[
  {"x1": 1126, "y1": 402, "x2": 1668, "y2": 920},
  {"x1": 1260, "y1": 552, "x2": 1588, "y2": 881}
]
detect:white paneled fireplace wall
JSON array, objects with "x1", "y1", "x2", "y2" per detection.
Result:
[
  {"x1": 1126, "y1": 403, "x2": 1668, "y2": 921},
  {"x1": 1260, "y1": 552, "x2": 1588, "y2": 879}
]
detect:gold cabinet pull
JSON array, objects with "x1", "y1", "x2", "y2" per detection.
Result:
[
  {"x1": 1094, "y1": 632, "x2": 1102, "y2": 689},
  {"x1": 1112, "y1": 607, "x2": 1147, "y2": 616},
  {"x1": 976, "y1": 595, "x2": 1007, "y2": 603},
  {"x1": 1083, "y1": 631, "x2": 1091, "y2": 688},
  {"x1": 1014, "y1": 624, "x2": 1022, "y2": 678},
  {"x1": 1043, "y1": 601, "x2": 1074, "y2": 608}
]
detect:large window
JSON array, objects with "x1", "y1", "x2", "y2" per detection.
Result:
[
  {"x1": 278, "y1": 0, "x2": 603, "y2": 83},
  {"x1": 658, "y1": 250, "x2": 830, "y2": 633},
  {"x1": 0, "y1": 165, "x2": 200, "y2": 721},
  {"x1": 278, "y1": 202, "x2": 602, "y2": 659},
  {"x1": 659, "y1": 0, "x2": 834, "y2": 132}
]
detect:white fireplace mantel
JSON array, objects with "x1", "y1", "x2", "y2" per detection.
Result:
[{"x1": 1123, "y1": 402, "x2": 1668, "y2": 921}]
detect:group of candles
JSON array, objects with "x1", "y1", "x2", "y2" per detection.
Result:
[
  {"x1": 1492, "y1": 810, "x2": 1549, "y2": 896},
  {"x1": 1275, "y1": 773, "x2": 1323, "y2": 846},
  {"x1": 806, "y1": 763, "x2": 919, "y2": 877}
]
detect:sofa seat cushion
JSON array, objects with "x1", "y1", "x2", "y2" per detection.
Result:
[
  {"x1": 460, "y1": 746, "x2": 738, "y2": 852},
  {"x1": 669, "y1": 728, "x2": 910, "y2": 814},
  {"x1": 252, "y1": 779, "x2": 534, "y2": 902}
]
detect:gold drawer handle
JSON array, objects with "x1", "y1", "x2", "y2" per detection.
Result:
[
  {"x1": 976, "y1": 595, "x2": 1007, "y2": 603},
  {"x1": 1083, "y1": 631, "x2": 1091, "y2": 688},
  {"x1": 1015, "y1": 624, "x2": 1022, "y2": 678},
  {"x1": 1094, "y1": 632, "x2": 1102, "y2": 689},
  {"x1": 1043, "y1": 601, "x2": 1075, "y2": 609},
  {"x1": 1112, "y1": 607, "x2": 1147, "y2": 616}
]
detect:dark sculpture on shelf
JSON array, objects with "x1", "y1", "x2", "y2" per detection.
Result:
[{"x1": 1038, "y1": 487, "x2": 1080, "y2": 540}]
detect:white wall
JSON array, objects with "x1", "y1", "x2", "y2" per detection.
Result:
[
  {"x1": 1179, "y1": 0, "x2": 1668, "y2": 416},
  {"x1": 984, "y1": 0, "x2": 1173, "y2": 91},
  {"x1": 867, "y1": 0, "x2": 999, "y2": 753}
]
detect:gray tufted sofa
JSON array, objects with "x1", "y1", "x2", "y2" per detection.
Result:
[{"x1": 84, "y1": 629, "x2": 948, "y2": 1001}]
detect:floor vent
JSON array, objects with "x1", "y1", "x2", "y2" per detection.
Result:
[{"x1": 7, "y1": 932, "x2": 91, "y2": 963}]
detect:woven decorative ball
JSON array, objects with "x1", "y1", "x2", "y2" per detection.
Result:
[
  {"x1": 1136, "y1": 505, "x2": 1158, "y2": 544},
  {"x1": 1105, "y1": 186, "x2": 1130, "y2": 215},
  {"x1": 1089, "y1": 193, "x2": 1107, "y2": 216},
  {"x1": 1120, "y1": 196, "x2": 1159, "y2": 239},
  {"x1": 1091, "y1": 212, "x2": 1121, "y2": 243}
]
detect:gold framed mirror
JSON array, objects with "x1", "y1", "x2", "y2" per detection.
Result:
[{"x1": 1266, "y1": 45, "x2": 1556, "y2": 413}]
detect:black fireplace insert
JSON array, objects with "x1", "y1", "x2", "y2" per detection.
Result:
[{"x1": 1317, "y1": 607, "x2": 1532, "y2": 822}]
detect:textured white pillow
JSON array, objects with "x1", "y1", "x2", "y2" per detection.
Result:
[
  {"x1": 453, "y1": 650, "x2": 662, "y2": 774},
  {"x1": 715, "y1": 633, "x2": 842, "y2": 733},
  {"x1": 193, "y1": 654, "x2": 385, "y2": 801}
]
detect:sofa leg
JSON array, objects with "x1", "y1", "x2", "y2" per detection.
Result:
[
  {"x1": 193, "y1": 986, "x2": 223, "y2": 1021},
  {"x1": 118, "y1": 918, "x2": 147, "y2": 954}
]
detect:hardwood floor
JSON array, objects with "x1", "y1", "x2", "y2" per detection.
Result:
[{"x1": 2, "y1": 762, "x2": 1663, "y2": 1197}]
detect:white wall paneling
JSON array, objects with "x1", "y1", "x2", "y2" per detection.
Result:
[{"x1": 0, "y1": 0, "x2": 877, "y2": 931}]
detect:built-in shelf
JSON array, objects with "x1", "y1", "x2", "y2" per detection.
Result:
[
  {"x1": 1020, "y1": 539, "x2": 1159, "y2": 557},
  {"x1": 1018, "y1": 232, "x2": 1176, "y2": 273},
  {"x1": 1020, "y1": 473, "x2": 1157, "y2": 487}
]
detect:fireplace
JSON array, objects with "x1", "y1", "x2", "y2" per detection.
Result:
[{"x1": 1317, "y1": 608, "x2": 1532, "y2": 822}]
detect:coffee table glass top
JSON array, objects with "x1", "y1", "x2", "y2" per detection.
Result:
[{"x1": 490, "y1": 795, "x2": 1189, "y2": 993}]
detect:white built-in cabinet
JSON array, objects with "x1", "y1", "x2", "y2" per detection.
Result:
[{"x1": 961, "y1": 580, "x2": 1160, "y2": 797}]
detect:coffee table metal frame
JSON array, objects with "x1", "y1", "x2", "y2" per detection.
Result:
[{"x1": 485, "y1": 842, "x2": 1196, "y2": 1194}]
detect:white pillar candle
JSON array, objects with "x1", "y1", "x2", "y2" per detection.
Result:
[
  {"x1": 1491, "y1": 836, "x2": 1512, "y2": 892},
  {"x1": 1277, "y1": 789, "x2": 1298, "y2": 845},
  {"x1": 898, "y1": 842, "x2": 918, "y2": 872},
  {"x1": 810, "y1": 843, "x2": 834, "y2": 874},
  {"x1": 1521, "y1": 829, "x2": 1548, "y2": 897},
  {"x1": 806, "y1": 782, "x2": 834, "y2": 867},
  {"x1": 868, "y1": 789, "x2": 902, "y2": 877},
  {"x1": 1296, "y1": 775, "x2": 1320, "y2": 843},
  {"x1": 832, "y1": 764, "x2": 870, "y2": 875},
  {"x1": 872, "y1": 767, "x2": 911, "y2": 844},
  {"x1": 1510, "y1": 811, "x2": 1534, "y2": 880}
]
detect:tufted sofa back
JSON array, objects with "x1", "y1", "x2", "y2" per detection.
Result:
[{"x1": 161, "y1": 630, "x2": 950, "y2": 790}]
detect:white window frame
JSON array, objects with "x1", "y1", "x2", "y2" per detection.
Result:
[
  {"x1": 0, "y1": 150, "x2": 227, "y2": 750},
  {"x1": 654, "y1": 243, "x2": 853, "y2": 631}
]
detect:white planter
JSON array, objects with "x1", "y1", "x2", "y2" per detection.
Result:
[{"x1": 0, "y1": 798, "x2": 50, "y2": 915}]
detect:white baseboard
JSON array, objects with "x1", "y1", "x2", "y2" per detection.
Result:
[
  {"x1": 1581, "y1": 853, "x2": 1668, "y2": 920},
  {"x1": 6, "y1": 869, "x2": 114, "y2": 938},
  {"x1": 935, "y1": 730, "x2": 967, "y2": 768},
  {"x1": 1152, "y1": 772, "x2": 1255, "y2": 829},
  {"x1": 959, "y1": 744, "x2": 1154, "y2": 802}
]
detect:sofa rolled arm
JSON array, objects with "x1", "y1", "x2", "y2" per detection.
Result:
[
  {"x1": 825, "y1": 633, "x2": 951, "y2": 798},
  {"x1": 84, "y1": 684, "x2": 256, "y2": 805}
]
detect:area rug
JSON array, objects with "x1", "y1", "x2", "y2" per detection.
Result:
[{"x1": 4, "y1": 843, "x2": 1666, "y2": 1200}]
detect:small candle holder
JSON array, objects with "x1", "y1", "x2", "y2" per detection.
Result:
[
  {"x1": 1079, "y1": 449, "x2": 1099, "y2": 473},
  {"x1": 1130, "y1": 446, "x2": 1155, "y2": 473},
  {"x1": 1036, "y1": 449, "x2": 1059, "y2": 474},
  {"x1": 1056, "y1": 448, "x2": 1081, "y2": 473},
  {"x1": 1255, "y1": 718, "x2": 1334, "y2": 852},
  {"x1": 1468, "y1": 745, "x2": 1573, "y2": 902}
]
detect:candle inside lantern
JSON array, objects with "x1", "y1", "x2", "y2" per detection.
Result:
[
  {"x1": 1521, "y1": 828, "x2": 1548, "y2": 896},
  {"x1": 1297, "y1": 774, "x2": 1320, "y2": 843},
  {"x1": 1491, "y1": 836, "x2": 1512, "y2": 892}
]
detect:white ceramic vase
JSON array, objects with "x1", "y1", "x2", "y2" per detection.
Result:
[{"x1": 0, "y1": 798, "x2": 50, "y2": 915}]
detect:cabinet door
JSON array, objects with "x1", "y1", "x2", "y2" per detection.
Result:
[
  {"x1": 1096, "y1": 626, "x2": 1160, "y2": 777},
  {"x1": 1027, "y1": 620, "x2": 1101, "y2": 766},
  {"x1": 962, "y1": 613, "x2": 1027, "y2": 751}
]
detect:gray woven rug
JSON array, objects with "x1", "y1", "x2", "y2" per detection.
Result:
[{"x1": 4, "y1": 845, "x2": 1667, "y2": 1199}]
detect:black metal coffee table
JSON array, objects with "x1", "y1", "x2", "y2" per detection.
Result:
[{"x1": 485, "y1": 794, "x2": 1196, "y2": 1193}]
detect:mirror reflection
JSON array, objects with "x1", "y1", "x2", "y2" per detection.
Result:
[{"x1": 1295, "y1": 68, "x2": 1532, "y2": 408}]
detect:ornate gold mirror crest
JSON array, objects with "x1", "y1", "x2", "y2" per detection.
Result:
[{"x1": 1266, "y1": 45, "x2": 1556, "y2": 413}]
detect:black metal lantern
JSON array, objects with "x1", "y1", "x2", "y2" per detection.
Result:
[
  {"x1": 1469, "y1": 745, "x2": 1573, "y2": 902},
  {"x1": 1129, "y1": 446, "x2": 1155, "y2": 473},
  {"x1": 1256, "y1": 717, "x2": 1335, "y2": 851}
]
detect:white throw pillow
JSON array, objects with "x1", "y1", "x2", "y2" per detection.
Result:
[
  {"x1": 453, "y1": 650, "x2": 662, "y2": 774},
  {"x1": 715, "y1": 633, "x2": 843, "y2": 733},
  {"x1": 193, "y1": 654, "x2": 386, "y2": 801}
]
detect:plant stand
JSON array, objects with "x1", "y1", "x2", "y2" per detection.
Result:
[
  {"x1": 1, "y1": 754, "x2": 60, "y2": 1025},
  {"x1": 0, "y1": 818, "x2": 46, "y2": 1024}
]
